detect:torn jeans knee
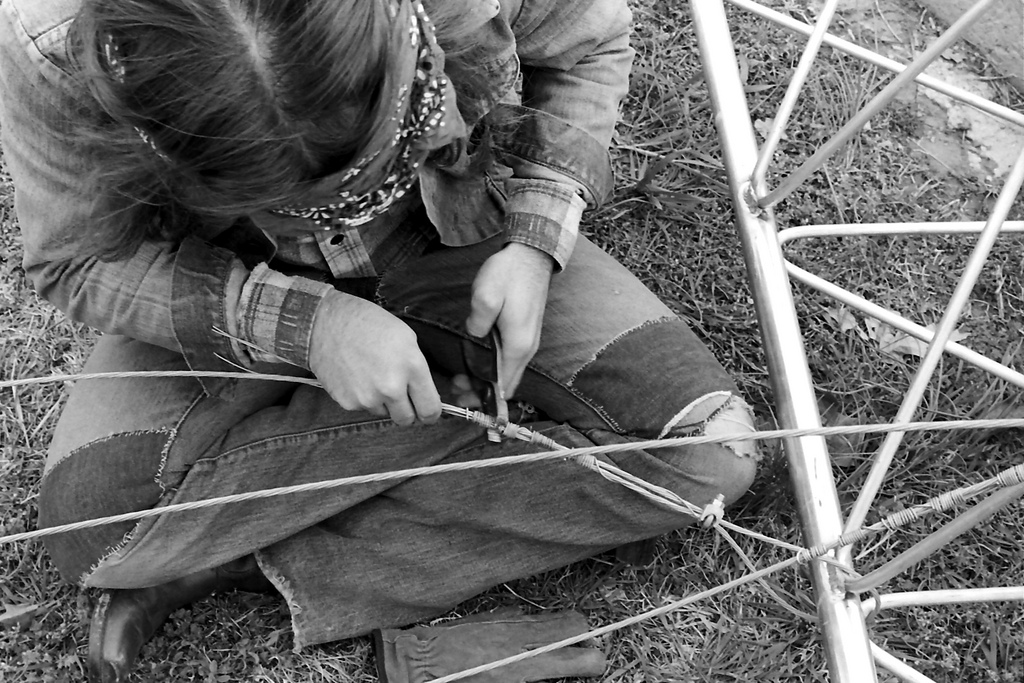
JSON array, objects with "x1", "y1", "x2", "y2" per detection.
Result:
[
  {"x1": 659, "y1": 391, "x2": 758, "y2": 458},
  {"x1": 656, "y1": 391, "x2": 760, "y2": 505}
]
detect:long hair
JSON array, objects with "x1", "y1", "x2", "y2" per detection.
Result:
[{"x1": 67, "y1": 0, "x2": 488, "y2": 258}]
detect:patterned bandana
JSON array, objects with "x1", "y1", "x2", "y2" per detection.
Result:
[{"x1": 271, "y1": 0, "x2": 450, "y2": 230}]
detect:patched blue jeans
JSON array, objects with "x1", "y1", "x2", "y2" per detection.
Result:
[{"x1": 38, "y1": 235, "x2": 758, "y2": 649}]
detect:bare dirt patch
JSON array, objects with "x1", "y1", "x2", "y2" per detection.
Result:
[{"x1": 827, "y1": 0, "x2": 1024, "y2": 184}]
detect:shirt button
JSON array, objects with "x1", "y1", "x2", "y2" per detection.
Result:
[{"x1": 330, "y1": 234, "x2": 346, "y2": 245}]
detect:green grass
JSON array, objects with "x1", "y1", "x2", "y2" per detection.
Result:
[{"x1": 3, "y1": 0, "x2": 1024, "y2": 681}]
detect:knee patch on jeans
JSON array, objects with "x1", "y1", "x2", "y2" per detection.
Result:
[
  {"x1": 659, "y1": 392, "x2": 760, "y2": 461},
  {"x1": 565, "y1": 317, "x2": 744, "y2": 436},
  {"x1": 38, "y1": 430, "x2": 170, "y2": 585}
]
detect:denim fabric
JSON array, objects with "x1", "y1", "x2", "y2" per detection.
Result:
[
  {"x1": 5, "y1": 0, "x2": 757, "y2": 650},
  {"x1": 39, "y1": 235, "x2": 758, "y2": 648}
]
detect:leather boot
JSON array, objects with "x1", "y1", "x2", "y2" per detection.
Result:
[
  {"x1": 87, "y1": 556, "x2": 273, "y2": 682},
  {"x1": 614, "y1": 538, "x2": 659, "y2": 567}
]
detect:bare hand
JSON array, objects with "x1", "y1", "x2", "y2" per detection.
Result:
[
  {"x1": 309, "y1": 292, "x2": 441, "y2": 426},
  {"x1": 465, "y1": 242, "x2": 554, "y2": 397}
]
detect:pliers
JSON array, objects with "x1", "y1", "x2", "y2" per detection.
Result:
[
  {"x1": 485, "y1": 331, "x2": 510, "y2": 441},
  {"x1": 461, "y1": 330, "x2": 510, "y2": 442}
]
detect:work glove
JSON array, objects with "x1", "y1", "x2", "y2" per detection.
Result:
[{"x1": 373, "y1": 608, "x2": 607, "y2": 683}]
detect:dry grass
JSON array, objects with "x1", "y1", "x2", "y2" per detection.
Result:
[{"x1": 3, "y1": 0, "x2": 1024, "y2": 681}]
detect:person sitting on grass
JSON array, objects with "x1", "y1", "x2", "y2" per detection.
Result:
[{"x1": 0, "y1": 0, "x2": 759, "y2": 680}]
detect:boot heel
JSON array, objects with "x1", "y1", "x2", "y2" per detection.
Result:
[
  {"x1": 87, "y1": 592, "x2": 127, "y2": 683},
  {"x1": 85, "y1": 558, "x2": 273, "y2": 680}
]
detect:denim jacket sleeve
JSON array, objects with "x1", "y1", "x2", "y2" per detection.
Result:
[
  {"x1": 501, "y1": 0, "x2": 633, "y2": 266},
  {"x1": 508, "y1": 0, "x2": 632, "y2": 182},
  {"x1": 0, "y1": 0, "x2": 281, "y2": 390}
]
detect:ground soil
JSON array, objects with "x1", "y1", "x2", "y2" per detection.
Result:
[{"x1": 836, "y1": 0, "x2": 1024, "y2": 184}]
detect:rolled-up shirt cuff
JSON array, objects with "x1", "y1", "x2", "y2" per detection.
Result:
[
  {"x1": 503, "y1": 178, "x2": 585, "y2": 270},
  {"x1": 235, "y1": 263, "x2": 336, "y2": 368}
]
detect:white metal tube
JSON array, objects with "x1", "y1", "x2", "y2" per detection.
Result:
[
  {"x1": 777, "y1": 221, "x2": 1024, "y2": 245},
  {"x1": 784, "y1": 261, "x2": 1024, "y2": 388},
  {"x1": 752, "y1": 0, "x2": 840, "y2": 183},
  {"x1": 871, "y1": 644, "x2": 938, "y2": 683},
  {"x1": 724, "y1": 0, "x2": 1024, "y2": 128},
  {"x1": 690, "y1": 2, "x2": 875, "y2": 681},
  {"x1": 759, "y1": 0, "x2": 998, "y2": 209},
  {"x1": 845, "y1": 146, "x2": 1024, "y2": 534},
  {"x1": 861, "y1": 587, "x2": 1024, "y2": 615},
  {"x1": 848, "y1": 483, "x2": 1024, "y2": 593}
]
